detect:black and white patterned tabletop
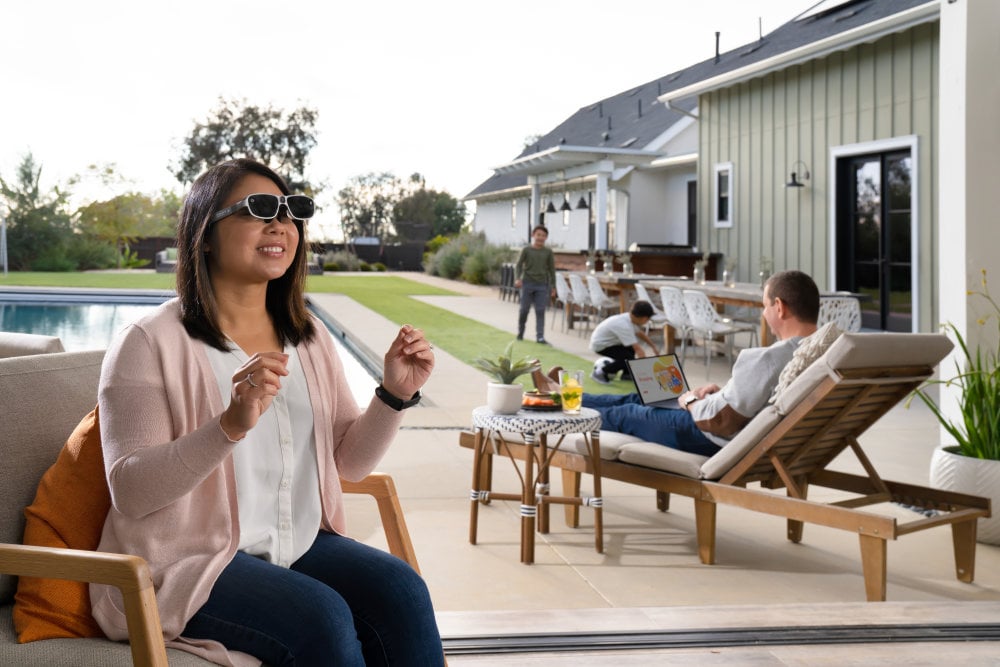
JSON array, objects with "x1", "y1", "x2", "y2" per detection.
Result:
[{"x1": 471, "y1": 406, "x2": 601, "y2": 435}]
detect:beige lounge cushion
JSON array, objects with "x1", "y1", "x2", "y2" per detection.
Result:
[
  {"x1": 701, "y1": 405, "x2": 784, "y2": 480},
  {"x1": 774, "y1": 333, "x2": 954, "y2": 416},
  {"x1": 572, "y1": 430, "x2": 642, "y2": 460},
  {"x1": 0, "y1": 333, "x2": 65, "y2": 358},
  {"x1": 617, "y1": 443, "x2": 708, "y2": 477}
]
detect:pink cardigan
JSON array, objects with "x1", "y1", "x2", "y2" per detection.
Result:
[{"x1": 90, "y1": 299, "x2": 404, "y2": 666}]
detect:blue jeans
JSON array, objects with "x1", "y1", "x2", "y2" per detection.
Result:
[
  {"x1": 518, "y1": 280, "x2": 550, "y2": 339},
  {"x1": 182, "y1": 531, "x2": 444, "y2": 666},
  {"x1": 582, "y1": 393, "x2": 721, "y2": 456}
]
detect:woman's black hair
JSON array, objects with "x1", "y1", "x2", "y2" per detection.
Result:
[{"x1": 174, "y1": 158, "x2": 315, "y2": 350}]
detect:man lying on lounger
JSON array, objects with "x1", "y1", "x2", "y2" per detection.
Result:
[{"x1": 535, "y1": 270, "x2": 819, "y2": 457}]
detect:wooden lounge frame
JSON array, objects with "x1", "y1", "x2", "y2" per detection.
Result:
[{"x1": 460, "y1": 333, "x2": 992, "y2": 601}]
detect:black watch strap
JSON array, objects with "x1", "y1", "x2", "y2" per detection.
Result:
[{"x1": 375, "y1": 384, "x2": 421, "y2": 410}]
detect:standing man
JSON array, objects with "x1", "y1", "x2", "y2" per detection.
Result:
[
  {"x1": 515, "y1": 225, "x2": 556, "y2": 344},
  {"x1": 589, "y1": 300, "x2": 660, "y2": 384}
]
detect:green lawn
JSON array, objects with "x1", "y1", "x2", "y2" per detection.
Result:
[{"x1": 1, "y1": 272, "x2": 627, "y2": 394}]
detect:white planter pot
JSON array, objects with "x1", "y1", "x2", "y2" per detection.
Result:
[
  {"x1": 486, "y1": 382, "x2": 524, "y2": 415},
  {"x1": 929, "y1": 445, "x2": 1000, "y2": 545}
]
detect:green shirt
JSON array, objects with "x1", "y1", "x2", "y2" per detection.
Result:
[{"x1": 515, "y1": 245, "x2": 555, "y2": 286}]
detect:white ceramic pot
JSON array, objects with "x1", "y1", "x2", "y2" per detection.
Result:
[
  {"x1": 929, "y1": 445, "x2": 1000, "y2": 545},
  {"x1": 486, "y1": 382, "x2": 524, "y2": 414}
]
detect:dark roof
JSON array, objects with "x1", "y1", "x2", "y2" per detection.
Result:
[
  {"x1": 465, "y1": 0, "x2": 935, "y2": 200},
  {"x1": 464, "y1": 85, "x2": 697, "y2": 199}
]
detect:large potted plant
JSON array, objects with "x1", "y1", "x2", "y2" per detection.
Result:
[
  {"x1": 473, "y1": 342, "x2": 540, "y2": 414},
  {"x1": 912, "y1": 269, "x2": 1000, "y2": 544}
]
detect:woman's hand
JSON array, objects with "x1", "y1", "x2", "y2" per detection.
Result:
[
  {"x1": 381, "y1": 324, "x2": 434, "y2": 400},
  {"x1": 219, "y1": 351, "x2": 289, "y2": 441}
]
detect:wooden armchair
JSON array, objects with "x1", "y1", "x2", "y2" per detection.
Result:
[{"x1": 0, "y1": 350, "x2": 421, "y2": 666}]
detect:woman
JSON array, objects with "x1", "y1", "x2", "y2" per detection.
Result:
[{"x1": 90, "y1": 159, "x2": 443, "y2": 666}]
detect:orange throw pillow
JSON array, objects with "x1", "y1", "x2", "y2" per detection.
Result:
[{"x1": 13, "y1": 406, "x2": 111, "y2": 642}]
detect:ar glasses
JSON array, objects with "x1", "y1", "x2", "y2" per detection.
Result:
[{"x1": 211, "y1": 193, "x2": 315, "y2": 223}]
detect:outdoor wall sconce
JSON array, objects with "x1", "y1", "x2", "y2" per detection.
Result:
[{"x1": 785, "y1": 161, "x2": 810, "y2": 188}]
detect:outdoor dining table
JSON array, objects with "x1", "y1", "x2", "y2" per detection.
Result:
[
  {"x1": 590, "y1": 272, "x2": 684, "y2": 313},
  {"x1": 641, "y1": 278, "x2": 772, "y2": 348}
]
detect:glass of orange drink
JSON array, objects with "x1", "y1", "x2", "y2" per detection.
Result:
[{"x1": 559, "y1": 370, "x2": 584, "y2": 414}]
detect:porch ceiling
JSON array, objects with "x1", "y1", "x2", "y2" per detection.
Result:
[{"x1": 492, "y1": 144, "x2": 663, "y2": 177}]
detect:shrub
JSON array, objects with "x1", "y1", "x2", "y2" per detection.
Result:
[
  {"x1": 65, "y1": 236, "x2": 118, "y2": 271},
  {"x1": 425, "y1": 232, "x2": 513, "y2": 283},
  {"x1": 322, "y1": 250, "x2": 362, "y2": 272},
  {"x1": 372, "y1": 262, "x2": 387, "y2": 272}
]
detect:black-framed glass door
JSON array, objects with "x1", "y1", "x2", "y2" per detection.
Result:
[{"x1": 835, "y1": 150, "x2": 912, "y2": 332}]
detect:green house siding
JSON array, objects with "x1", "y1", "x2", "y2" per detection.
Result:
[{"x1": 698, "y1": 22, "x2": 939, "y2": 330}]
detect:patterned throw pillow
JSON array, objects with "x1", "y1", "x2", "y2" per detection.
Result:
[{"x1": 769, "y1": 322, "x2": 843, "y2": 403}]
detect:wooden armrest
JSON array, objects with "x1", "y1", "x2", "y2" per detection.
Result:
[
  {"x1": 340, "y1": 472, "x2": 421, "y2": 574},
  {"x1": 0, "y1": 543, "x2": 168, "y2": 667}
]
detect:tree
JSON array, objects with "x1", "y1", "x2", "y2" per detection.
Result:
[
  {"x1": 0, "y1": 153, "x2": 74, "y2": 270},
  {"x1": 172, "y1": 98, "x2": 319, "y2": 191},
  {"x1": 392, "y1": 173, "x2": 467, "y2": 241},
  {"x1": 77, "y1": 191, "x2": 180, "y2": 267},
  {"x1": 336, "y1": 172, "x2": 401, "y2": 241}
]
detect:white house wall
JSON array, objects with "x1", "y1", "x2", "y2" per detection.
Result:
[{"x1": 626, "y1": 167, "x2": 695, "y2": 246}]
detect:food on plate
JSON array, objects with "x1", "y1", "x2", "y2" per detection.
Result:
[{"x1": 522, "y1": 391, "x2": 560, "y2": 407}]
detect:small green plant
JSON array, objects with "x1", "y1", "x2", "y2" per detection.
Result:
[
  {"x1": 910, "y1": 269, "x2": 1000, "y2": 460},
  {"x1": 472, "y1": 341, "x2": 540, "y2": 385}
]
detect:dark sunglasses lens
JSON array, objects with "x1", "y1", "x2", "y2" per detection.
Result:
[
  {"x1": 246, "y1": 194, "x2": 280, "y2": 219},
  {"x1": 286, "y1": 195, "x2": 315, "y2": 220}
]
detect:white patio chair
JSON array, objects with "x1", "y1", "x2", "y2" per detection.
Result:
[
  {"x1": 818, "y1": 296, "x2": 862, "y2": 333},
  {"x1": 585, "y1": 275, "x2": 620, "y2": 323},
  {"x1": 632, "y1": 282, "x2": 669, "y2": 344},
  {"x1": 552, "y1": 272, "x2": 573, "y2": 332},
  {"x1": 683, "y1": 289, "x2": 758, "y2": 379},
  {"x1": 659, "y1": 285, "x2": 693, "y2": 362},
  {"x1": 567, "y1": 273, "x2": 595, "y2": 335}
]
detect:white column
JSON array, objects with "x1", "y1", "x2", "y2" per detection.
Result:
[
  {"x1": 594, "y1": 172, "x2": 609, "y2": 250},
  {"x1": 528, "y1": 178, "x2": 541, "y2": 241},
  {"x1": 937, "y1": 0, "x2": 1000, "y2": 435}
]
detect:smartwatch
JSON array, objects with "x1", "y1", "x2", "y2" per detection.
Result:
[{"x1": 375, "y1": 384, "x2": 421, "y2": 411}]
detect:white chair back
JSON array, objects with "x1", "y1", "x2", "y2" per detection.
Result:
[
  {"x1": 682, "y1": 289, "x2": 757, "y2": 378},
  {"x1": 659, "y1": 286, "x2": 690, "y2": 330},
  {"x1": 818, "y1": 296, "x2": 862, "y2": 333},
  {"x1": 633, "y1": 283, "x2": 663, "y2": 315},
  {"x1": 568, "y1": 273, "x2": 590, "y2": 306}
]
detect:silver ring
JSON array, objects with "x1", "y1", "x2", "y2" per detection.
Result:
[{"x1": 246, "y1": 372, "x2": 258, "y2": 388}]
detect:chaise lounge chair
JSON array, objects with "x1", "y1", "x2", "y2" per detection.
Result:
[{"x1": 459, "y1": 332, "x2": 991, "y2": 601}]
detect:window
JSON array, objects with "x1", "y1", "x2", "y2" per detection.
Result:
[{"x1": 714, "y1": 162, "x2": 733, "y2": 228}]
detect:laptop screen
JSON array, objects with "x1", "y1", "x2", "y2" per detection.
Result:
[{"x1": 626, "y1": 354, "x2": 690, "y2": 406}]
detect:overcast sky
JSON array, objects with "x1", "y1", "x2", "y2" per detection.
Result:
[{"x1": 2, "y1": 0, "x2": 811, "y2": 239}]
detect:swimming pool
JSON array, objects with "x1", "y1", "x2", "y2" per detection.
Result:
[{"x1": 0, "y1": 289, "x2": 378, "y2": 401}]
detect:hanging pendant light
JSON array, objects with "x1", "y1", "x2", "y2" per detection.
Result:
[
  {"x1": 576, "y1": 195, "x2": 589, "y2": 210},
  {"x1": 545, "y1": 200, "x2": 557, "y2": 214},
  {"x1": 560, "y1": 196, "x2": 573, "y2": 212}
]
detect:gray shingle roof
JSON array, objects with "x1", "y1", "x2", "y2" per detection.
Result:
[{"x1": 465, "y1": 0, "x2": 935, "y2": 200}]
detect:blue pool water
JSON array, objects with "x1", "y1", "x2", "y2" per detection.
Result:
[{"x1": 0, "y1": 292, "x2": 378, "y2": 401}]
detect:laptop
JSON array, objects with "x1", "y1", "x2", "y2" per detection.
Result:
[{"x1": 625, "y1": 353, "x2": 691, "y2": 409}]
